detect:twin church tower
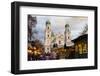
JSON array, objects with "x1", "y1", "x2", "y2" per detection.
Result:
[{"x1": 44, "y1": 20, "x2": 74, "y2": 53}]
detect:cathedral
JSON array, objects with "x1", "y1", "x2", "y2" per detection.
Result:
[{"x1": 44, "y1": 20, "x2": 74, "y2": 53}]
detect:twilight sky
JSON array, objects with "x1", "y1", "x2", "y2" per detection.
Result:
[{"x1": 31, "y1": 15, "x2": 88, "y2": 43}]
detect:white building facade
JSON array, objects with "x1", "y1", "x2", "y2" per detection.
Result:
[
  {"x1": 44, "y1": 20, "x2": 74, "y2": 53},
  {"x1": 44, "y1": 20, "x2": 52, "y2": 53}
]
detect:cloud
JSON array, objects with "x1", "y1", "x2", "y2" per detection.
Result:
[{"x1": 31, "y1": 15, "x2": 88, "y2": 42}]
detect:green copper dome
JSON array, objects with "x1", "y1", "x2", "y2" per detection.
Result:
[
  {"x1": 65, "y1": 24, "x2": 69, "y2": 27},
  {"x1": 46, "y1": 20, "x2": 51, "y2": 25}
]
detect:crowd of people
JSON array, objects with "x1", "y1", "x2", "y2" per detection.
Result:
[{"x1": 28, "y1": 51, "x2": 60, "y2": 61}]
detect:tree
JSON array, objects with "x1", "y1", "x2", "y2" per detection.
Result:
[
  {"x1": 81, "y1": 24, "x2": 88, "y2": 35},
  {"x1": 28, "y1": 15, "x2": 37, "y2": 41}
]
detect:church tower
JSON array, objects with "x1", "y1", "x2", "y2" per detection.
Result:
[
  {"x1": 65, "y1": 24, "x2": 74, "y2": 46},
  {"x1": 44, "y1": 20, "x2": 51, "y2": 53}
]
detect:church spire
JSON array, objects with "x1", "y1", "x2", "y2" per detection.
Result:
[
  {"x1": 65, "y1": 24, "x2": 74, "y2": 46},
  {"x1": 44, "y1": 20, "x2": 51, "y2": 53}
]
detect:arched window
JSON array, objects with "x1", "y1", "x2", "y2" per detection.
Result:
[
  {"x1": 47, "y1": 48, "x2": 49, "y2": 50},
  {"x1": 68, "y1": 36, "x2": 69, "y2": 39},
  {"x1": 78, "y1": 44, "x2": 82, "y2": 54},
  {"x1": 59, "y1": 41, "x2": 61, "y2": 44},
  {"x1": 48, "y1": 35, "x2": 49, "y2": 37},
  {"x1": 48, "y1": 27, "x2": 49, "y2": 29}
]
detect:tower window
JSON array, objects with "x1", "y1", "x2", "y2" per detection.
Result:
[
  {"x1": 47, "y1": 48, "x2": 49, "y2": 50},
  {"x1": 67, "y1": 29, "x2": 70, "y2": 32},
  {"x1": 59, "y1": 41, "x2": 61, "y2": 44},
  {"x1": 48, "y1": 27, "x2": 49, "y2": 29},
  {"x1": 48, "y1": 35, "x2": 49, "y2": 37}
]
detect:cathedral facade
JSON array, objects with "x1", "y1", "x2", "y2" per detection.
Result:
[{"x1": 44, "y1": 20, "x2": 74, "y2": 53}]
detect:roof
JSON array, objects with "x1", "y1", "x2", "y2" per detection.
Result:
[
  {"x1": 72, "y1": 34, "x2": 88, "y2": 43},
  {"x1": 65, "y1": 24, "x2": 69, "y2": 27},
  {"x1": 46, "y1": 20, "x2": 51, "y2": 25}
]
